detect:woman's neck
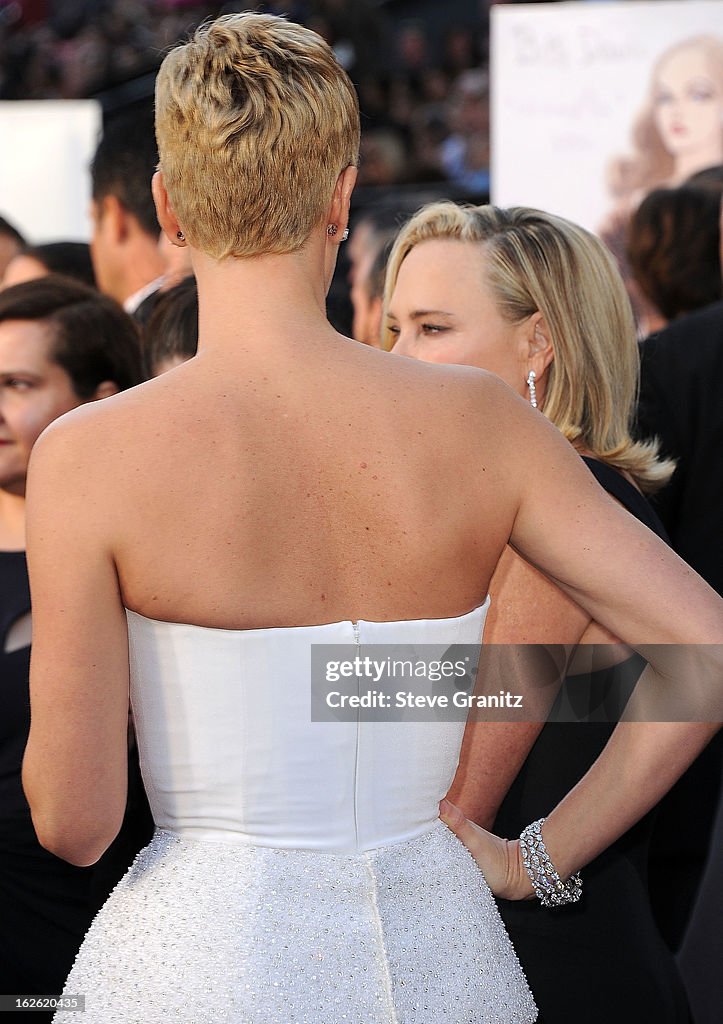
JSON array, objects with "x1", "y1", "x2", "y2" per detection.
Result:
[
  {"x1": 0, "y1": 489, "x2": 26, "y2": 551},
  {"x1": 191, "y1": 241, "x2": 338, "y2": 361}
]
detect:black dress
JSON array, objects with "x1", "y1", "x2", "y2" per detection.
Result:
[
  {"x1": 0, "y1": 551, "x2": 153, "y2": 1021},
  {"x1": 493, "y1": 459, "x2": 691, "y2": 1024}
]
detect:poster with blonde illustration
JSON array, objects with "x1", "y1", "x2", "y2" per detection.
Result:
[{"x1": 492, "y1": 1, "x2": 723, "y2": 233}]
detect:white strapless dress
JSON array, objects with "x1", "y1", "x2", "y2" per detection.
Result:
[{"x1": 55, "y1": 601, "x2": 537, "y2": 1023}]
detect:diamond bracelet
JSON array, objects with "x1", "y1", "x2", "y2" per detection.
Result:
[{"x1": 518, "y1": 817, "x2": 583, "y2": 908}]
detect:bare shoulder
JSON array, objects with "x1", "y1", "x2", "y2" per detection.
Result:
[
  {"x1": 30, "y1": 380, "x2": 154, "y2": 476},
  {"x1": 383, "y1": 353, "x2": 573, "y2": 474},
  {"x1": 373, "y1": 347, "x2": 506, "y2": 399},
  {"x1": 371, "y1": 349, "x2": 531, "y2": 434}
]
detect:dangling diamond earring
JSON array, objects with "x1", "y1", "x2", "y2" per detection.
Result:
[{"x1": 527, "y1": 370, "x2": 538, "y2": 409}]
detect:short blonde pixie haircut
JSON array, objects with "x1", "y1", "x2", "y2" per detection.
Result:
[
  {"x1": 384, "y1": 202, "x2": 673, "y2": 492},
  {"x1": 155, "y1": 13, "x2": 360, "y2": 259}
]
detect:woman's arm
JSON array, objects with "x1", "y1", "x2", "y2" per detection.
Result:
[
  {"x1": 506, "y1": 412, "x2": 722, "y2": 648},
  {"x1": 447, "y1": 545, "x2": 591, "y2": 828},
  {"x1": 444, "y1": 379, "x2": 723, "y2": 898},
  {"x1": 443, "y1": 718, "x2": 718, "y2": 901},
  {"x1": 22, "y1": 418, "x2": 129, "y2": 867}
]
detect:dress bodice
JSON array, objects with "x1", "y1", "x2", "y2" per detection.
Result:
[
  {"x1": 127, "y1": 602, "x2": 488, "y2": 854},
  {"x1": 63, "y1": 601, "x2": 538, "y2": 1023}
]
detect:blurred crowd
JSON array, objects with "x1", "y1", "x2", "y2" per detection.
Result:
[{"x1": 0, "y1": 0, "x2": 490, "y2": 191}]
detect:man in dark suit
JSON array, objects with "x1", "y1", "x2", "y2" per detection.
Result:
[
  {"x1": 636, "y1": 190, "x2": 723, "y2": 1021},
  {"x1": 90, "y1": 109, "x2": 166, "y2": 321},
  {"x1": 638, "y1": 299, "x2": 723, "y2": 597}
]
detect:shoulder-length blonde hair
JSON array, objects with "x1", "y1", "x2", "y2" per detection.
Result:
[
  {"x1": 383, "y1": 202, "x2": 673, "y2": 493},
  {"x1": 608, "y1": 34, "x2": 723, "y2": 200}
]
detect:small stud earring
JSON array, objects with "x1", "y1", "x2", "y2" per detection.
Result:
[
  {"x1": 326, "y1": 224, "x2": 338, "y2": 237},
  {"x1": 176, "y1": 230, "x2": 185, "y2": 241},
  {"x1": 341, "y1": 228, "x2": 349, "y2": 242},
  {"x1": 527, "y1": 369, "x2": 538, "y2": 409}
]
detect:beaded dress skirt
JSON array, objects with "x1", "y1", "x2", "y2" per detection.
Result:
[{"x1": 54, "y1": 604, "x2": 536, "y2": 1023}]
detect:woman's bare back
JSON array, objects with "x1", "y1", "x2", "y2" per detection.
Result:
[{"x1": 71, "y1": 337, "x2": 515, "y2": 629}]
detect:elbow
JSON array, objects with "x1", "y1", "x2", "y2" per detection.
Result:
[
  {"x1": 23, "y1": 759, "x2": 125, "y2": 866},
  {"x1": 32, "y1": 816, "x2": 121, "y2": 866},
  {"x1": 37, "y1": 836, "x2": 100, "y2": 867},
  {"x1": 26, "y1": 785, "x2": 124, "y2": 866}
]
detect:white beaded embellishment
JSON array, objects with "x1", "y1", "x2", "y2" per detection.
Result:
[
  {"x1": 54, "y1": 825, "x2": 537, "y2": 1023},
  {"x1": 519, "y1": 817, "x2": 582, "y2": 908}
]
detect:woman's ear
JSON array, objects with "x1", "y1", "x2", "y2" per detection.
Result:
[
  {"x1": 526, "y1": 313, "x2": 554, "y2": 381},
  {"x1": 327, "y1": 165, "x2": 358, "y2": 241},
  {"x1": 152, "y1": 171, "x2": 185, "y2": 246}
]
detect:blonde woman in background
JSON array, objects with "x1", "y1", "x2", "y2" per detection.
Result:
[
  {"x1": 386, "y1": 202, "x2": 693, "y2": 1023},
  {"x1": 609, "y1": 35, "x2": 723, "y2": 206},
  {"x1": 601, "y1": 34, "x2": 723, "y2": 326}
]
